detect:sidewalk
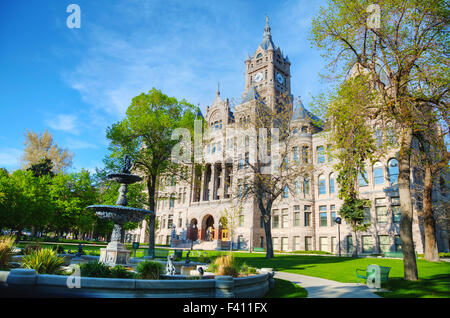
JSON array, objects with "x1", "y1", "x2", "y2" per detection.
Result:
[{"x1": 274, "y1": 271, "x2": 383, "y2": 298}]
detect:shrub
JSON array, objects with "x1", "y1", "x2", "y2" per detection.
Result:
[
  {"x1": 197, "y1": 252, "x2": 211, "y2": 263},
  {"x1": 23, "y1": 243, "x2": 42, "y2": 255},
  {"x1": 0, "y1": 235, "x2": 15, "y2": 269},
  {"x1": 111, "y1": 265, "x2": 134, "y2": 279},
  {"x1": 55, "y1": 245, "x2": 65, "y2": 254},
  {"x1": 210, "y1": 254, "x2": 240, "y2": 277},
  {"x1": 80, "y1": 261, "x2": 112, "y2": 278},
  {"x1": 135, "y1": 261, "x2": 164, "y2": 280},
  {"x1": 21, "y1": 248, "x2": 64, "y2": 274},
  {"x1": 240, "y1": 263, "x2": 258, "y2": 276}
]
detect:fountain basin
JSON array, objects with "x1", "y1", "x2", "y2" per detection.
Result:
[{"x1": 86, "y1": 205, "x2": 153, "y2": 223}]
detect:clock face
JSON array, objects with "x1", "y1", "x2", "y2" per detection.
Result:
[
  {"x1": 277, "y1": 73, "x2": 284, "y2": 84},
  {"x1": 254, "y1": 72, "x2": 263, "y2": 82}
]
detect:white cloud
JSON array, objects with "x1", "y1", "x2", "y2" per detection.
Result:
[
  {"x1": 0, "y1": 148, "x2": 22, "y2": 169},
  {"x1": 46, "y1": 114, "x2": 79, "y2": 134}
]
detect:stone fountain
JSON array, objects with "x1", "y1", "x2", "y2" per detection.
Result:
[{"x1": 87, "y1": 155, "x2": 154, "y2": 267}]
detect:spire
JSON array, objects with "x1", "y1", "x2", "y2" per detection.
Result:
[
  {"x1": 260, "y1": 16, "x2": 275, "y2": 50},
  {"x1": 216, "y1": 82, "x2": 220, "y2": 97}
]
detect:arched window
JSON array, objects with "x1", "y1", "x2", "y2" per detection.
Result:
[
  {"x1": 329, "y1": 173, "x2": 335, "y2": 194},
  {"x1": 388, "y1": 158, "x2": 399, "y2": 184},
  {"x1": 283, "y1": 185, "x2": 289, "y2": 198},
  {"x1": 318, "y1": 175, "x2": 326, "y2": 195},
  {"x1": 373, "y1": 162, "x2": 384, "y2": 185},
  {"x1": 256, "y1": 53, "x2": 263, "y2": 58},
  {"x1": 317, "y1": 146, "x2": 325, "y2": 163}
]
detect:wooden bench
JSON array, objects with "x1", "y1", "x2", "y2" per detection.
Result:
[
  {"x1": 356, "y1": 264, "x2": 391, "y2": 286},
  {"x1": 384, "y1": 251, "x2": 418, "y2": 259}
]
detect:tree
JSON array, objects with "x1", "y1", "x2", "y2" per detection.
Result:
[
  {"x1": 106, "y1": 88, "x2": 196, "y2": 258},
  {"x1": 27, "y1": 158, "x2": 54, "y2": 178},
  {"x1": 220, "y1": 206, "x2": 242, "y2": 252},
  {"x1": 21, "y1": 129, "x2": 73, "y2": 174},
  {"x1": 311, "y1": 0, "x2": 449, "y2": 280},
  {"x1": 228, "y1": 94, "x2": 315, "y2": 259},
  {"x1": 186, "y1": 223, "x2": 198, "y2": 250}
]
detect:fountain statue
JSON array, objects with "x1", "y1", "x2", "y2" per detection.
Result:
[{"x1": 87, "y1": 155, "x2": 154, "y2": 267}]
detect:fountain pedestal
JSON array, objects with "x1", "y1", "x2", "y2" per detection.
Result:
[{"x1": 99, "y1": 242, "x2": 130, "y2": 266}]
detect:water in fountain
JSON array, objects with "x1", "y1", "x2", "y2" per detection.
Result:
[{"x1": 87, "y1": 155, "x2": 154, "y2": 267}]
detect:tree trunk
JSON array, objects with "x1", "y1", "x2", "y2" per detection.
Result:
[
  {"x1": 15, "y1": 229, "x2": 22, "y2": 243},
  {"x1": 147, "y1": 175, "x2": 157, "y2": 258},
  {"x1": 398, "y1": 127, "x2": 418, "y2": 280},
  {"x1": 263, "y1": 215, "x2": 274, "y2": 259},
  {"x1": 423, "y1": 166, "x2": 440, "y2": 262}
]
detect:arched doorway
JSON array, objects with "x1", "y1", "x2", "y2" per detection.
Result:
[{"x1": 201, "y1": 214, "x2": 215, "y2": 241}]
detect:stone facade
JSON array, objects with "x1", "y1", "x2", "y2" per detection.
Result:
[{"x1": 126, "y1": 18, "x2": 449, "y2": 255}]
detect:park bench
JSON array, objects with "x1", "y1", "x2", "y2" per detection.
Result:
[
  {"x1": 384, "y1": 251, "x2": 418, "y2": 259},
  {"x1": 356, "y1": 264, "x2": 391, "y2": 286},
  {"x1": 253, "y1": 247, "x2": 266, "y2": 252}
]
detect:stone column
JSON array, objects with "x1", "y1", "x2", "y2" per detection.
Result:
[
  {"x1": 209, "y1": 165, "x2": 216, "y2": 201},
  {"x1": 200, "y1": 166, "x2": 207, "y2": 201},
  {"x1": 220, "y1": 162, "x2": 226, "y2": 199}
]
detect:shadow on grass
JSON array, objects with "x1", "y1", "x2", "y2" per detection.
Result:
[
  {"x1": 377, "y1": 273, "x2": 450, "y2": 298},
  {"x1": 265, "y1": 278, "x2": 307, "y2": 298}
]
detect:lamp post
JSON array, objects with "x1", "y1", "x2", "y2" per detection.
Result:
[{"x1": 335, "y1": 217, "x2": 342, "y2": 257}]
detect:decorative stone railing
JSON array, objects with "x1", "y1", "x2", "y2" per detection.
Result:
[{"x1": 0, "y1": 268, "x2": 274, "y2": 298}]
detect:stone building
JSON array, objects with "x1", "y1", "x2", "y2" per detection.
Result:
[{"x1": 125, "y1": 18, "x2": 449, "y2": 255}]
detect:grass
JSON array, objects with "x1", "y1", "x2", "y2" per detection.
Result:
[
  {"x1": 265, "y1": 278, "x2": 308, "y2": 298},
  {"x1": 187, "y1": 250, "x2": 450, "y2": 298}
]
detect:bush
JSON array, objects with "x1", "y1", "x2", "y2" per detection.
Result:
[
  {"x1": 0, "y1": 235, "x2": 15, "y2": 269},
  {"x1": 209, "y1": 254, "x2": 240, "y2": 278},
  {"x1": 240, "y1": 263, "x2": 258, "y2": 276},
  {"x1": 55, "y1": 245, "x2": 65, "y2": 254},
  {"x1": 135, "y1": 261, "x2": 164, "y2": 280},
  {"x1": 80, "y1": 261, "x2": 112, "y2": 278},
  {"x1": 111, "y1": 265, "x2": 134, "y2": 279},
  {"x1": 23, "y1": 243, "x2": 42, "y2": 255},
  {"x1": 21, "y1": 248, "x2": 64, "y2": 274},
  {"x1": 197, "y1": 252, "x2": 211, "y2": 263}
]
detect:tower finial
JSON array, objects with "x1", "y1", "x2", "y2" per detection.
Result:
[{"x1": 216, "y1": 82, "x2": 220, "y2": 97}]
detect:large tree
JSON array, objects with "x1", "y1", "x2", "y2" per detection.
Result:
[
  {"x1": 311, "y1": 0, "x2": 449, "y2": 280},
  {"x1": 106, "y1": 88, "x2": 196, "y2": 257},
  {"x1": 21, "y1": 129, "x2": 73, "y2": 174}
]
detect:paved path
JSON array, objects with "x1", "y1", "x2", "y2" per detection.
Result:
[{"x1": 274, "y1": 271, "x2": 382, "y2": 298}]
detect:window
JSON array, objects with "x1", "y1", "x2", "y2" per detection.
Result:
[
  {"x1": 363, "y1": 207, "x2": 371, "y2": 224},
  {"x1": 283, "y1": 185, "x2": 289, "y2": 198},
  {"x1": 301, "y1": 126, "x2": 308, "y2": 133},
  {"x1": 294, "y1": 179, "x2": 300, "y2": 195},
  {"x1": 317, "y1": 146, "x2": 325, "y2": 163},
  {"x1": 178, "y1": 217, "x2": 182, "y2": 228},
  {"x1": 388, "y1": 158, "x2": 399, "y2": 184},
  {"x1": 347, "y1": 236, "x2": 354, "y2": 254},
  {"x1": 245, "y1": 152, "x2": 249, "y2": 166},
  {"x1": 329, "y1": 173, "x2": 335, "y2": 194},
  {"x1": 375, "y1": 127, "x2": 383, "y2": 147},
  {"x1": 169, "y1": 195, "x2": 175, "y2": 208},
  {"x1": 331, "y1": 237, "x2": 337, "y2": 253},
  {"x1": 283, "y1": 156, "x2": 288, "y2": 170},
  {"x1": 239, "y1": 213, "x2": 244, "y2": 227},
  {"x1": 273, "y1": 237, "x2": 279, "y2": 250},
  {"x1": 373, "y1": 162, "x2": 384, "y2": 185},
  {"x1": 281, "y1": 209, "x2": 289, "y2": 228},
  {"x1": 331, "y1": 205, "x2": 336, "y2": 226},
  {"x1": 319, "y1": 205, "x2": 327, "y2": 226},
  {"x1": 302, "y1": 146, "x2": 309, "y2": 163},
  {"x1": 305, "y1": 237, "x2": 312, "y2": 251},
  {"x1": 293, "y1": 147, "x2": 299, "y2": 162},
  {"x1": 304, "y1": 205, "x2": 311, "y2": 227},
  {"x1": 359, "y1": 169, "x2": 369, "y2": 187},
  {"x1": 379, "y1": 235, "x2": 390, "y2": 253},
  {"x1": 318, "y1": 175, "x2": 326, "y2": 195},
  {"x1": 303, "y1": 178, "x2": 310, "y2": 196},
  {"x1": 392, "y1": 197, "x2": 401, "y2": 223},
  {"x1": 272, "y1": 211, "x2": 279, "y2": 228},
  {"x1": 281, "y1": 237, "x2": 288, "y2": 251},
  {"x1": 394, "y1": 235, "x2": 402, "y2": 252},
  {"x1": 362, "y1": 235, "x2": 374, "y2": 253},
  {"x1": 294, "y1": 236, "x2": 300, "y2": 250},
  {"x1": 375, "y1": 198, "x2": 388, "y2": 224},
  {"x1": 319, "y1": 237, "x2": 328, "y2": 252},
  {"x1": 168, "y1": 215, "x2": 173, "y2": 228},
  {"x1": 238, "y1": 154, "x2": 244, "y2": 170},
  {"x1": 294, "y1": 206, "x2": 301, "y2": 226}
]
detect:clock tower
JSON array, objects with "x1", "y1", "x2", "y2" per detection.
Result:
[{"x1": 243, "y1": 17, "x2": 292, "y2": 110}]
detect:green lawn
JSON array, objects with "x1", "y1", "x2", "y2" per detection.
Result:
[
  {"x1": 265, "y1": 278, "x2": 308, "y2": 298},
  {"x1": 187, "y1": 250, "x2": 450, "y2": 298}
]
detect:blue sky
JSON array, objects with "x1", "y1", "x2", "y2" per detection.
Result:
[{"x1": 0, "y1": 0, "x2": 328, "y2": 174}]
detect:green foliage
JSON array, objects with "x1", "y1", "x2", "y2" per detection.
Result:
[
  {"x1": 0, "y1": 235, "x2": 15, "y2": 269},
  {"x1": 110, "y1": 265, "x2": 134, "y2": 279},
  {"x1": 27, "y1": 158, "x2": 54, "y2": 178},
  {"x1": 135, "y1": 260, "x2": 165, "y2": 280},
  {"x1": 209, "y1": 254, "x2": 241, "y2": 277},
  {"x1": 80, "y1": 261, "x2": 112, "y2": 278},
  {"x1": 240, "y1": 263, "x2": 258, "y2": 276},
  {"x1": 21, "y1": 248, "x2": 64, "y2": 274},
  {"x1": 55, "y1": 245, "x2": 65, "y2": 254}
]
